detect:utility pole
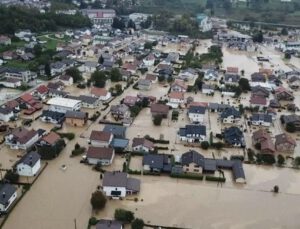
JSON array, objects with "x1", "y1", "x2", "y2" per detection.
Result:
[{"x1": 74, "y1": 219, "x2": 77, "y2": 229}]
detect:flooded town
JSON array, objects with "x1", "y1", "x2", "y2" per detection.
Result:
[{"x1": 1, "y1": 0, "x2": 300, "y2": 229}]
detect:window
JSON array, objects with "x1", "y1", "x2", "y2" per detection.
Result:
[{"x1": 193, "y1": 169, "x2": 199, "y2": 172}]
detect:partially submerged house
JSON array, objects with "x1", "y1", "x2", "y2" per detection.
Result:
[{"x1": 16, "y1": 151, "x2": 41, "y2": 176}]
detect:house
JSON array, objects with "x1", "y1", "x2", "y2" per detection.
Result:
[
  {"x1": 59, "y1": 75, "x2": 73, "y2": 86},
  {"x1": 269, "y1": 99, "x2": 281, "y2": 108},
  {"x1": 78, "y1": 95, "x2": 100, "y2": 109},
  {"x1": 50, "y1": 62, "x2": 66, "y2": 76},
  {"x1": 89, "y1": 130, "x2": 113, "y2": 147},
  {"x1": 178, "y1": 124, "x2": 206, "y2": 142},
  {"x1": 251, "y1": 86, "x2": 270, "y2": 98},
  {"x1": 110, "y1": 104, "x2": 130, "y2": 120},
  {"x1": 35, "y1": 85, "x2": 49, "y2": 100},
  {"x1": 165, "y1": 52, "x2": 180, "y2": 63},
  {"x1": 250, "y1": 95, "x2": 267, "y2": 109},
  {"x1": 47, "y1": 97, "x2": 81, "y2": 113},
  {"x1": 143, "y1": 53, "x2": 155, "y2": 67},
  {"x1": 103, "y1": 124, "x2": 126, "y2": 139},
  {"x1": 5, "y1": 127, "x2": 39, "y2": 150},
  {"x1": 281, "y1": 115, "x2": 300, "y2": 131},
  {"x1": 132, "y1": 137, "x2": 155, "y2": 153},
  {"x1": 48, "y1": 89, "x2": 69, "y2": 98},
  {"x1": 86, "y1": 146, "x2": 115, "y2": 165},
  {"x1": 150, "y1": 103, "x2": 169, "y2": 118},
  {"x1": 0, "y1": 77, "x2": 22, "y2": 88},
  {"x1": 96, "y1": 220, "x2": 123, "y2": 229},
  {"x1": 0, "y1": 107, "x2": 15, "y2": 122},
  {"x1": 220, "y1": 107, "x2": 241, "y2": 124},
  {"x1": 4, "y1": 100, "x2": 20, "y2": 113},
  {"x1": 19, "y1": 93, "x2": 42, "y2": 111},
  {"x1": 65, "y1": 110, "x2": 88, "y2": 127},
  {"x1": 178, "y1": 68, "x2": 198, "y2": 81},
  {"x1": 39, "y1": 131, "x2": 61, "y2": 147},
  {"x1": 202, "y1": 84, "x2": 215, "y2": 94},
  {"x1": 167, "y1": 92, "x2": 184, "y2": 108},
  {"x1": 138, "y1": 79, "x2": 151, "y2": 90},
  {"x1": 0, "y1": 35, "x2": 11, "y2": 45},
  {"x1": 227, "y1": 67, "x2": 239, "y2": 74},
  {"x1": 122, "y1": 63, "x2": 138, "y2": 74},
  {"x1": 102, "y1": 171, "x2": 140, "y2": 199},
  {"x1": 120, "y1": 69, "x2": 131, "y2": 81},
  {"x1": 196, "y1": 14, "x2": 212, "y2": 32},
  {"x1": 40, "y1": 110, "x2": 65, "y2": 124},
  {"x1": 47, "y1": 81, "x2": 64, "y2": 91},
  {"x1": 224, "y1": 74, "x2": 240, "y2": 85},
  {"x1": 0, "y1": 184, "x2": 17, "y2": 213},
  {"x1": 170, "y1": 80, "x2": 188, "y2": 92},
  {"x1": 251, "y1": 113, "x2": 272, "y2": 127},
  {"x1": 123, "y1": 96, "x2": 139, "y2": 107},
  {"x1": 188, "y1": 106, "x2": 206, "y2": 123},
  {"x1": 143, "y1": 154, "x2": 172, "y2": 173},
  {"x1": 181, "y1": 150, "x2": 204, "y2": 174},
  {"x1": 275, "y1": 87, "x2": 294, "y2": 101},
  {"x1": 208, "y1": 103, "x2": 230, "y2": 113},
  {"x1": 16, "y1": 151, "x2": 41, "y2": 176},
  {"x1": 80, "y1": 61, "x2": 98, "y2": 73},
  {"x1": 252, "y1": 129, "x2": 275, "y2": 154},
  {"x1": 2, "y1": 67, "x2": 36, "y2": 82},
  {"x1": 275, "y1": 133, "x2": 297, "y2": 153},
  {"x1": 2, "y1": 51, "x2": 14, "y2": 60},
  {"x1": 223, "y1": 126, "x2": 245, "y2": 147},
  {"x1": 288, "y1": 76, "x2": 300, "y2": 89},
  {"x1": 251, "y1": 72, "x2": 266, "y2": 82},
  {"x1": 91, "y1": 87, "x2": 111, "y2": 101},
  {"x1": 204, "y1": 69, "x2": 218, "y2": 81}
]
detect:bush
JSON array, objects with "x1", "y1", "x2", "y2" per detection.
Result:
[
  {"x1": 88, "y1": 217, "x2": 98, "y2": 226},
  {"x1": 205, "y1": 176, "x2": 226, "y2": 182},
  {"x1": 71, "y1": 147, "x2": 85, "y2": 156},
  {"x1": 144, "y1": 135, "x2": 169, "y2": 144},
  {"x1": 114, "y1": 209, "x2": 135, "y2": 223},
  {"x1": 201, "y1": 141, "x2": 210, "y2": 150},
  {"x1": 4, "y1": 170, "x2": 19, "y2": 183},
  {"x1": 277, "y1": 154, "x2": 285, "y2": 166},
  {"x1": 58, "y1": 132, "x2": 75, "y2": 140},
  {"x1": 131, "y1": 218, "x2": 144, "y2": 229},
  {"x1": 170, "y1": 173, "x2": 203, "y2": 180},
  {"x1": 273, "y1": 185, "x2": 279, "y2": 193},
  {"x1": 230, "y1": 155, "x2": 244, "y2": 161},
  {"x1": 286, "y1": 122, "x2": 296, "y2": 133},
  {"x1": 153, "y1": 115, "x2": 163, "y2": 126},
  {"x1": 211, "y1": 142, "x2": 224, "y2": 149},
  {"x1": 258, "y1": 153, "x2": 276, "y2": 165},
  {"x1": 90, "y1": 191, "x2": 107, "y2": 210},
  {"x1": 128, "y1": 170, "x2": 142, "y2": 175}
]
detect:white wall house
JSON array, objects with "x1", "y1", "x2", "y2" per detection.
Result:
[
  {"x1": 89, "y1": 131, "x2": 113, "y2": 147},
  {"x1": 16, "y1": 152, "x2": 41, "y2": 177},
  {"x1": 86, "y1": 147, "x2": 115, "y2": 165},
  {"x1": 188, "y1": 106, "x2": 206, "y2": 123},
  {"x1": 0, "y1": 107, "x2": 15, "y2": 122},
  {"x1": 0, "y1": 184, "x2": 17, "y2": 213},
  {"x1": 5, "y1": 128, "x2": 39, "y2": 150},
  {"x1": 47, "y1": 97, "x2": 81, "y2": 113}
]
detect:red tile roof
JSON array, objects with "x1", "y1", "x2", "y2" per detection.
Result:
[
  {"x1": 91, "y1": 87, "x2": 108, "y2": 97},
  {"x1": 36, "y1": 85, "x2": 49, "y2": 94},
  {"x1": 87, "y1": 147, "x2": 114, "y2": 160},
  {"x1": 90, "y1": 130, "x2": 112, "y2": 142},
  {"x1": 42, "y1": 132, "x2": 60, "y2": 145}
]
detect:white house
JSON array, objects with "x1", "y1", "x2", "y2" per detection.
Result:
[
  {"x1": 16, "y1": 151, "x2": 41, "y2": 177},
  {"x1": 89, "y1": 130, "x2": 113, "y2": 147},
  {"x1": 0, "y1": 78, "x2": 22, "y2": 88},
  {"x1": 188, "y1": 106, "x2": 206, "y2": 123},
  {"x1": 132, "y1": 138, "x2": 155, "y2": 153},
  {"x1": 0, "y1": 107, "x2": 15, "y2": 122},
  {"x1": 5, "y1": 127, "x2": 39, "y2": 150},
  {"x1": 202, "y1": 84, "x2": 215, "y2": 94},
  {"x1": 102, "y1": 172, "x2": 140, "y2": 199},
  {"x1": 178, "y1": 68, "x2": 198, "y2": 81},
  {"x1": 178, "y1": 124, "x2": 206, "y2": 143},
  {"x1": 142, "y1": 54, "x2": 155, "y2": 67},
  {"x1": 90, "y1": 87, "x2": 112, "y2": 101},
  {"x1": 167, "y1": 92, "x2": 184, "y2": 109},
  {"x1": 170, "y1": 80, "x2": 188, "y2": 92},
  {"x1": 196, "y1": 14, "x2": 212, "y2": 32},
  {"x1": 204, "y1": 69, "x2": 218, "y2": 81},
  {"x1": 86, "y1": 146, "x2": 115, "y2": 165},
  {"x1": 47, "y1": 97, "x2": 81, "y2": 113},
  {"x1": 79, "y1": 61, "x2": 98, "y2": 73},
  {"x1": 220, "y1": 107, "x2": 241, "y2": 124},
  {"x1": 0, "y1": 184, "x2": 17, "y2": 213},
  {"x1": 59, "y1": 75, "x2": 73, "y2": 86},
  {"x1": 251, "y1": 113, "x2": 272, "y2": 127}
]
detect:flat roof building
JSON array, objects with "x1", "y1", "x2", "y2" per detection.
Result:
[{"x1": 47, "y1": 97, "x2": 81, "y2": 113}]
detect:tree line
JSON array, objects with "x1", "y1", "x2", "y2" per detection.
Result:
[{"x1": 0, "y1": 6, "x2": 91, "y2": 35}]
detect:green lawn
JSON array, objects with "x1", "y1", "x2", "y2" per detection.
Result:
[{"x1": 5, "y1": 60, "x2": 30, "y2": 69}]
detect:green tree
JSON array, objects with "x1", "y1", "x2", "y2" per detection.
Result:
[
  {"x1": 127, "y1": 19, "x2": 136, "y2": 30},
  {"x1": 131, "y1": 218, "x2": 144, "y2": 229},
  {"x1": 66, "y1": 67, "x2": 83, "y2": 83},
  {"x1": 286, "y1": 122, "x2": 296, "y2": 133},
  {"x1": 112, "y1": 17, "x2": 125, "y2": 30},
  {"x1": 247, "y1": 148, "x2": 255, "y2": 162},
  {"x1": 238, "y1": 78, "x2": 251, "y2": 91},
  {"x1": 33, "y1": 44, "x2": 43, "y2": 57},
  {"x1": 110, "y1": 68, "x2": 122, "y2": 82},
  {"x1": 277, "y1": 154, "x2": 285, "y2": 166},
  {"x1": 281, "y1": 28, "x2": 288, "y2": 35},
  {"x1": 144, "y1": 42, "x2": 153, "y2": 50},
  {"x1": 158, "y1": 75, "x2": 165, "y2": 82},
  {"x1": 90, "y1": 191, "x2": 106, "y2": 210},
  {"x1": 99, "y1": 55, "x2": 104, "y2": 64},
  {"x1": 91, "y1": 70, "x2": 106, "y2": 88},
  {"x1": 201, "y1": 141, "x2": 210, "y2": 150},
  {"x1": 294, "y1": 156, "x2": 300, "y2": 167},
  {"x1": 284, "y1": 52, "x2": 291, "y2": 59},
  {"x1": 253, "y1": 31, "x2": 264, "y2": 43},
  {"x1": 153, "y1": 115, "x2": 163, "y2": 126},
  {"x1": 45, "y1": 62, "x2": 51, "y2": 77},
  {"x1": 115, "y1": 83, "x2": 123, "y2": 95},
  {"x1": 114, "y1": 209, "x2": 134, "y2": 223}
]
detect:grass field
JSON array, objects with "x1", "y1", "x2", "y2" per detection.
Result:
[{"x1": 5, "y1": 60, "x2": 31, "y2": 69}]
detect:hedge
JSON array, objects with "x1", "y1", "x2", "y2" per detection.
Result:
[
  {"x1": 143, "y1": 171, "x2": 161, "y2": 176},
  {"x1": 205, "y1": 176, "x2": 226, "y2": 182},
  {"x1": 155, "y1": 146, "x2": 169, "y2": 150},
  {"x1": 128, "y1": 170, "x2": 142, "y2": 175},
  {"x1": 170, "y1": 173, "x2": 203, "y2": 180},
  {"x1": 144, "y1": 136, "x2": 169, "y2": 144},
  {"x1": 57, "y1": 132, "x2": 75, "y2": 140}
]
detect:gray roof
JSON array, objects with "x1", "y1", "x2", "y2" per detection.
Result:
[
  {"x1": 282, "y1": 114, "x2": 300, "y2": 124},
  {"x1": 96, "y1": 220, "x2": 122, "y2": 229},
  {"x1": 103, "y1": 172, "x2": 127, "y2": 187},
  {"x1": 220, "y1": 107, "x2": 241, "y2": 119},
  {"x1": 110, "y1": 138, "x2": 129, "y2": 149},
  {"x1": 143, "y1": 154, "x2": 164, "y2": 169},
  {"x1": 18, "y1": 151, "x2": 40, "y2": 167},
  {"x1": 0, "y1": 184, "x2": 16, "y2": 206},
  {"x1": 188, "y1": 106, "x2": 206, "y2": 114},
  {"x1": 181, "y1": 150, "x2": 204, "y2": 167},
  {"x1": 65, "y1": 110, "x2": 87, "y2": 119},
  {"x1": 138, "y1": 79, "x2": 151, "y2": 87},
  {"x1": 251, "y1": 113, "x2": 272, "y2": 123},
  {"x1": 84, "y1": 61, "x2": 98, "y2": 68},
  {"x1": 225, "y1": 74, "x2": 240, "y2": 82},
  {"x1": 224, "y1": 127, "x2": 244, "y2": 146},
  {"x1": 110, "y1": 104, "x2": 129, "y2": 114},
  {"x1": 232, "y1": 160, "x2": 246, "y2": 180},
  {"x1": 0, "y1": 107, "x2": 13, "y2": 115},
  {"x1": 203, "y1": 159, "x2": 217, "y2": 172},
  {"x1": 79, "y1": 95, "x2": 98, "y2": 104},
  {"x1": 208, "y1": 103, "x2": 230, "y2": 111},
  {"x1": 103, "y1": 124, "x2": 126, "y2": 138},
  {"x1": 126, "y1": 177, "x2": 141, "y2": 192},
  {"x1": 179, "y1": 125, "x2": 206, "y2": 137}
]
